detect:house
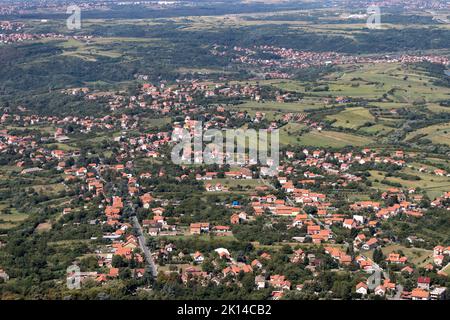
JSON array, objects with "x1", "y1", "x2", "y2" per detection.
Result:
[
  {"x1": 386, "y1": 253, "x2": 407, "y2": 264},
  {"x1": 255, "y1": 275, "x2": 266, "y2": 290},
  {"x1": 411, "y1": 288, "x2": 430, "y2": 300},
  {"x1": 362, "y1": 238, "x2": 378, "y2": 251},
  {"x1": 350, "y1": 201, "x2": 380, "y2": 211},
  {"x1": 109, "y1": 268, "x2": 119, "y2": 278},
  {"x1": 271, "y1": 291, "x2": 284, "y2": 300},
  {"x1": 112, "y1": 196, "x2": 123, "y2": 209},
  {"x1": 374, "y1": 285, "x2": 386, "y2": 296},
  {"x1": 51, "y1": 150, "x2": 65, "y2": 159},
  {"x1": 251, "y1": 259, "x2": 262, "y2": 269},
  {"x1": 274, "y1": 206, "x2": 300, "y2": 216},
  {"x1": 401, "y1": 266, "x2": 414, "y2": 274},
  {"x1": 430, "y1": 287, "x2": 447, "y2": 300},
  {"x1": 0, "y1": 269, "x2": 9, "y2": 282},
  {"x1": 293, "y1": 214, "x2": 308, "y2": 227},
  {"x1": 260, "y1": 252, "x2": 272, "y2": 260},
  {"x1": 307, "y1": 225, "x2": 321, "y2": 235},
  {"x1": 193, "y1": 251, "x2": 204, "y2": 263},
  {"x1": 434, "y1": 245, "x2": 444, "y2": 256},
  {"x1": 417, "y1": 277, "x2": 431, "y2": 290},
  {"x1": 164, "y1": 243, "x2": 176, "y2": 253},
  {"x1": 238, "y1": 212, "x2": 247, "y2": 221},
  {"x1": 230, "y1": 214, "x2": 240, "y2": 225},
  {"x1": 290, "y1": 249, "x2": 305, "y2": 263},
  {"x1": 343, "y1": 219, "x2": 356, "y2": 229},
  {"x1": 223, "y1": 264, "x2": 252, "y2": 276},
  {"x1": 269, "y1": 275, "x2": 291, "y2": 290},
  {"x1": 213, "y1": 226, "x2": 231, "y2": 235},
  {"x1": 356, "y1": 282, "x2": 368, "y2": 296},
  {"x1": 190, "y1": 222, "x2": 210, "y2": 235},
  {"x1": 434, "y1": 255, "x2": 444, "y2": 266},
  {"x1": 140, "y1": 193, "x2": 154, "y2": 208},
  {"x1": 354, "y1": 234, "x2": 366, "y2": 246},
  {"x1": 182, "y1": 267, "x2": 209, "y2": 284},
  {"x1": 215, "y1": 248, "x2": 231, "y2": 260},
  {"x1": 133, "y1": 268, "x2": 146, "y2": 278},
  {"x1": 382, "y1": 279, "x2": 396, "y2": 292},
  {"x1": 152, "y1": 207, "x2": 165, "y2": 216}
]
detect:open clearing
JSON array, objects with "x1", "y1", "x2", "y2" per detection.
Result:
[
  {"x1": 294, "y1": 130, "x2": 374, "y2": 148},
  {"x1": 380, "y1": 244, "x2": 433, "y2": 267},
  {"x1": 405, "y1": 122, "x2": 450, "y2": 146},
  {"x1": 327, "y1": 107, "x2": 374, "y2": 129},
  {"x1": 368, "y1": 169, "x2": 450, "y2": 199}
]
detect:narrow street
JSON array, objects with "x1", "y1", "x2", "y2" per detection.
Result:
[{"x1": 132, "y1": 216, "x2": 158, "y2": 278}]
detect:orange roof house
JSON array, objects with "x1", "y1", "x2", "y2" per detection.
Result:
[
  {"x1": 411, "y1": 288, "x2": 430, "y2": 300},
  {"x1": 109, "y1": 268, "x2": 119, "y2": 278},
  {"x1": 386, "y1": 253, "x2": 408, "y2": 264}
]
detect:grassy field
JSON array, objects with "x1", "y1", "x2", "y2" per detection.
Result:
[
  {"x1": 442, "y1": 263, "x2": 450, "y2": 276},
  {"x1": 279, "y1": 123, "x2": 375, "y2": 147},
  {"x1": 279, "y1": 123, "x2": 307, "y2": 145},
  {"x1": 0, "y1": 211, "x2": 28, "y2": 230},
  {"x1": 358, "y1": 123, "x2": 394, "y2": 136},
  {"x1": 316, "y1": 63, "x2": 450, "y2": 103},
  {"x1": 379, "y1": 244, "x2": 433, "y2": 267},
  {"x1": 405, "y1": 122, "x2": 450, "y2": 146},
  {"x1": 427, "y1": 104, "x2": 450, "y2": 114},
  {"x1": 368, "y1": 169, "x2": 450, "y2": 199},
  {"x1": 327, "y1": 107, "x2": 374, "y2": 129},
  {"x1": 235, "y1": 100, "x2": 325, "y2": 113},
  {"x1": 293, "y1": 129, "x2": 374, "y2": 148},
  {"x1": 32, "y1": 183, "x2": 66, "y2": 195},
  {"x1": 58, "y1": 37, "x2": 139, "y2": 61}
]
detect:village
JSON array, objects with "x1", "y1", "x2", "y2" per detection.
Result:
[
  {"x1": 1, "y1": 0, "x2": 450, "y2": 301},
  {"x1": 212, "y1": 45, "x2": 450, "y2": 80},
  {"x1": 1, "y1": 75, "x2": 449, "y2": 300}
]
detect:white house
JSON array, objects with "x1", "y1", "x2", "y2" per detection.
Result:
[{"x1": 356, "y1": 282, "x2": 368, "y2": 296}]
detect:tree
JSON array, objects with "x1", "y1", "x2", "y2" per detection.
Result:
[
  {"x1": 112, "y1": 255, "x2": 127, "y2": 268},
  {"x1": 373, "y1": 248, "x2": 385, "y2": 264}
]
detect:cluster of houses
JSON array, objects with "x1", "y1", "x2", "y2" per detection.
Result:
[
  {"x1": 175, "y1": 246, "x2": 304, "y2": 299},
  {"x1": 211, "y1": 44, "x2": 449, "y2": 80},
  {"x1": 0, "y1": 33, "x2": 93, "y2": 45},
  {"x1": 1, "y1": 72, "x2": 449, "y2": 300},
  {"x1": 355, "y1": 272, "x2": 448, "y2": 300},
  {"x1": 0, "y1": 21, "x2": 24, "y2": 31}
]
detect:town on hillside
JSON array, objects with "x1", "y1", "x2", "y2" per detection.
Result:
[{"x1": 0, "y1": 0, "x2": 450, "y2": 302}]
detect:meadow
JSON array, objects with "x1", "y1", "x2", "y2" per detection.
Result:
[{"x1": 405, "y1": 122, "x2": 450, "y2": 146}]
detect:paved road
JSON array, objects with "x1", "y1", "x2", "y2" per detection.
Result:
[
  {"x1": 391, "y1": 284, "x2": 404, "y2": 300},
  {"x1": 363, "y1": 255, "x2": 405, "y2": 299},
  {"x1": 94, "y1": 165, "x2": 157, "y2": 278},
  {"x1": 132, "y1": 216, "x2": 157, "y2": 278}
]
